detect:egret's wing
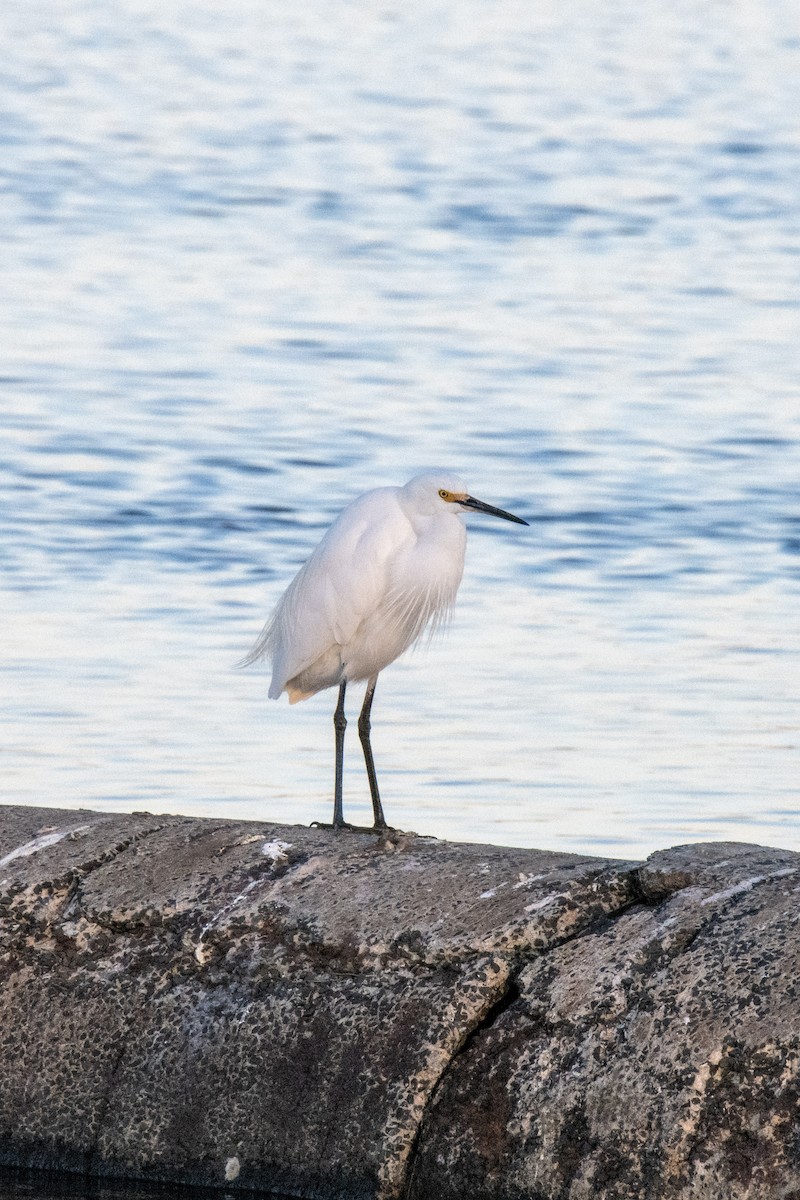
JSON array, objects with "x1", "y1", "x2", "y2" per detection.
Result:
[{"x1": 251, "y1": 490, "x2": 410, "y2": 695}]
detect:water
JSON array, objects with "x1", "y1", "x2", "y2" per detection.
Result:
[
  {"x1": 2, "y1": 0, "x2": 800, "y2": 866},
  {"x1": 0, "y1": 1168, "x2": 270, "y2": 1200}
]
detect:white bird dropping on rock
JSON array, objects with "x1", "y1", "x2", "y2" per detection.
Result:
[{"x1": 242, "y1": 470, "x2": 528, "y2": 830}]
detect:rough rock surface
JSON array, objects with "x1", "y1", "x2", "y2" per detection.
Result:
[
  {"x1": 0, "y1": 805, "x2": 798, "y2": 1199},
  {"x1": 408, "y1": 842, "x2": 800, "y2": 1200}
]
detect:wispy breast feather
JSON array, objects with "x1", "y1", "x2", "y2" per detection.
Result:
[{"x1": 382, "y1": 575, "x2": 458, "y2": 652}]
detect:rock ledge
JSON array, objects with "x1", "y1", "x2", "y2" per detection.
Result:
[{"x1": 0, "y1": 805, "x2": 797, "y2": 1199}]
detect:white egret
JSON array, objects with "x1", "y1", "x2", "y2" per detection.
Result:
[{"x1": 242, "y1": 470, "x2": 528, "y2": 830}]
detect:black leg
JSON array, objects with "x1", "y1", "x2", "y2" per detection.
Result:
[
  {"x1": 333, "y1": 680, "x2": 347, "y2": 828},
  {"x1": 358, "y1": 674, "x2": 387, "y2": 830}
]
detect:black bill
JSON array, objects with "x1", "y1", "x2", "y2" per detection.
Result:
[{"x1": 460, "y1": 494, "x2": 529, "y2": 526}]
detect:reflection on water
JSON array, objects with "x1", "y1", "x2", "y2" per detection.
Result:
[
  {"x1": 1, "y1": 1, "x2": 800, "y2": 859},
  {"x1": 0, "y1": 1168, "x2": 290, "y2": 1200}
]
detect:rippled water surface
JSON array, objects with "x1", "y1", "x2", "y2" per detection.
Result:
[{"x1": 2, "y1": 0, "x2": 800, "y2": 861}]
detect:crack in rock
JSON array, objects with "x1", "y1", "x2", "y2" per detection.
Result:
[{"x1": 2, "y1": 812, "x2": 798, "y2": 1200}]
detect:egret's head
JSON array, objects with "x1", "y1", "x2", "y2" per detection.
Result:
[
  {"x1": 402, "y1": 471, "x2": 529, "y2": 525},
  {"x1": 403, "y1": 471, "x2": 469, "y2": 516}
]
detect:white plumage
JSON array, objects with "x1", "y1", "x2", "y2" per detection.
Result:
[
  {"x1": 245, "y1": 471, "x2": 467, "y2": 701},
  {"x1": 243, "y1": 470, "x2": 527, "y2": 829}
]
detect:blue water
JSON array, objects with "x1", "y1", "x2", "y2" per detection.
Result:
[{"x1": 2, "y1": 0, "x2": 800, "y2": 863}]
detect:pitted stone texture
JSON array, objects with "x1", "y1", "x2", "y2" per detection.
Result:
[
  {"x1": 95, "y1": 958, "x2": 510, "y2": 1197},
  {"x1": 71, "y1": 821, "x2": 633, "y2": 969},
  {"x1": 408, "y1": 842, "x2": 800, "y2": 1200},
  {"x1": 0, "y1": 810, "x2": 185, "y2": 933},
  {"x1": 6, "y1": 809, "x2": 798, "y2": 1200},
  {"x1": 0, "y1": 806, "x2": 635, "y2": 1198}
]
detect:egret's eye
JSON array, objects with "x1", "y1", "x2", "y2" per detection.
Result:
[{"x1": 438, "y1": 489, "x2": 451, "y2": 501}]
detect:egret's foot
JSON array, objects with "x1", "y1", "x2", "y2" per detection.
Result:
[{"x1": 310, "y1": 820, "x2": 402, "y2": 835}]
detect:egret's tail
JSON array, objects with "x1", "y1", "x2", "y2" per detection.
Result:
[{"x1": 236, "y1": 617, "x2": 274, "y2": 670}]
